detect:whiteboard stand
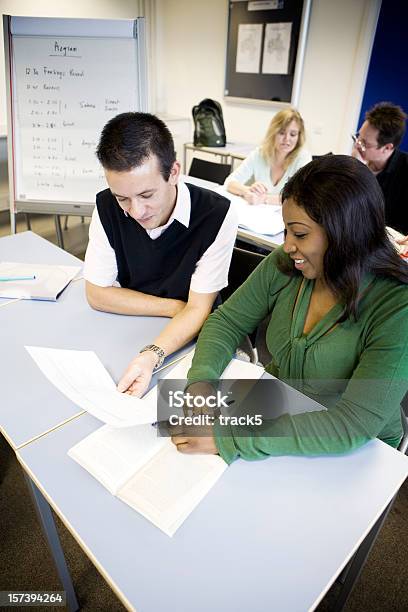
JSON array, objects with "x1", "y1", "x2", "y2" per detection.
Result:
[{"x1": 3, "y1": 15, "x2": 148, "y2": 239}]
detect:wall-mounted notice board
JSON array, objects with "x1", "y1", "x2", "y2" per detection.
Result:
[
  {"x1": 224, "y1": 0, "x2": 312, "y2": 106},
  {"x1": 3, "y1": 15, "x2": 147, "y2": 229}
]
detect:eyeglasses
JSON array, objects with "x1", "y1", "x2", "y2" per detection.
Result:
[{"x1": 351, "y1": 133, "x2": 380, "y2": 153}]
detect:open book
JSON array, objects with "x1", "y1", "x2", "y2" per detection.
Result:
[
  {"x1": 68, "y1": 423, "x2": 227, "y2": 537},
  {"x1": 68, "y1": 353, "x2": 264, "y2": 536},
  {"x1": 0, "y1": 262, "x2": 81, "y2": 301}
]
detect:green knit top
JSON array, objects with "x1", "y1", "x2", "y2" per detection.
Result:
[{"x1": 187, "y1": 248, "x2": 408, "y2": 463}]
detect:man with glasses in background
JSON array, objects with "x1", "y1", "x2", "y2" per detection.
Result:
[{"x1": 352, "y1": 102, "x2": 408, "y2": 254}]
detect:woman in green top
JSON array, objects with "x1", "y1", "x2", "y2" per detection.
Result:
[{"x1": 171, "y1": 155, "x2": 408, "y2": 463}]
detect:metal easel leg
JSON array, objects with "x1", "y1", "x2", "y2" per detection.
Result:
[
  {"x1": 10, "y1": 210, "x2": 16, "y2": 234},
  {"x1": 54, "y1": 214, "x2": 65, "y2": 249},
  {"x1": 24, "y1": 474, "x2": 79, "y2": 612}
]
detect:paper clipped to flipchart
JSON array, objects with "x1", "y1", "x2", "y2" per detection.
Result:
[{"x1": 0, "y1": 262, "x2": 81, "y2": 301}]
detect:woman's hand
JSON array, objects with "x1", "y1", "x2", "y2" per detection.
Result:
[
  {"x1": 171, "y1": 427, "x2": 218, "y2": 454},
  {"x1": 169, "y1": 381, "x2": 219, "y2": 454},
  {"x1": 249, "y1": 181, "x2": 269, "y2": 195},
  {"x1": 243, "y1": 185, "x2": 268, "y2": 205}
]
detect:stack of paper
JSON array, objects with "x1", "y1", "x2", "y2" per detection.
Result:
[
  {"x1": 216, "y1": 189, "x2": 285, "y2": 235},
  {"x1": 0, "y1": 262, "x2": 81, "y2": 300}
]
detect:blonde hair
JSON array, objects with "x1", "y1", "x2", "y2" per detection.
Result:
[{"x1": 261, "y1": 108, "x2": 306, "y2": 170}]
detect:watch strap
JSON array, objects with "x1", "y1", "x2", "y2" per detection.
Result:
[{"x1": 139, "y1": 344, "x2": 165, "y2": 370}]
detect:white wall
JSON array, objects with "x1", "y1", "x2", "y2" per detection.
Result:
[
  {"x1": 0, "y1": 0, "x2": 145, "y2": 130},
  {"x1": 0, "y1": 0, "x2": 380, "y2": 155},
  {"x1": 155, "y1": 0, "x2": 381, "y2": 155}
]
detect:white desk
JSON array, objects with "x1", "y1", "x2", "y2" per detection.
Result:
[
  {"x1": 4, "y1": 234, "x2": 408, "y2": 612},
  {"x1": 17, "y1": 413, "x2": 408, "y2": 612},
  {"x1": 0, "y1": 232, "x2": 188, "y2": 449}
]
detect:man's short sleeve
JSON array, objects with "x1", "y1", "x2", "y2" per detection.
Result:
[
  {"x1": 189, "y1": 204, "x2": 238, "y2": 293},
  {"x1": 83, "y1": 207, "x2": 119, "y2": 287}
]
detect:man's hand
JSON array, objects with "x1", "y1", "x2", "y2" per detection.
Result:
[
  {"x1": 117, "y1": 350, "x2": 158, "y2": 397},
  {"x1": 396, "y1": 235, "x2": 408, "y2": 256},
  {"x1": 351, "y1": 145, "x2": 366, "y2": 164}
]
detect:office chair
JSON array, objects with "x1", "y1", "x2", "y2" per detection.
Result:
[
  {"x1": 398, "y1": 390, "x2": 408, "y2": 454},
  {"x1": 312, "y1": 152, "x2": 333, "y2": 160},
  {"x1": 221, "y1": 246, "x2": 266, "y2": 364},
  {"x1": 188, "y1": 157, "x2": 231, "y2": 185}
]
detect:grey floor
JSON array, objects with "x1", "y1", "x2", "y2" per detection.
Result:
[{"x1": 1, "y1": 210, "x2": 407, "y2": 612}]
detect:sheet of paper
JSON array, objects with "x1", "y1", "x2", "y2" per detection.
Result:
[
  {"x1": 0, "y1": 262, "x2": 81, "y2": 301},
  {"x1": 262, "y1": 22, "x2": 292, "y2": 75},
  {"x1": 68, "y1": 423, "x2": 167, "y2": 494},
  {"x1": 236, "y1": 23, "x2": 263, "y2": 74},
  {"x1": 25, "y1": 346, "x2": 157, "y2": 427},
  {"x1": 118, "y1": 442, "x2": 227, "y2": 537}
]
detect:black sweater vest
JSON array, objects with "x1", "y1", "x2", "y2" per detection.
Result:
[{"x1": 96, "y1": 183, "x2": 230, "y2": 301}]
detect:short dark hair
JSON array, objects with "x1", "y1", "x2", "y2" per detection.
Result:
[
  {"x1": 280, "y1": 155, "x2": 408, "y2": 319},
  {"x1": 365, "y1": 102, "x2": 407, "y2": 148},
  {"x1": 96, "y1": 112, "x2": 176, "y2": 180}
]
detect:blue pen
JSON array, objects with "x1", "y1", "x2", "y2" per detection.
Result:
[{"x1": 0, "y1": 275, "x2": 36, "y2": 281}]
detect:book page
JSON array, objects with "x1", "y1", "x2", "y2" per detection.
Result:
[
  {"x1": 0, "y1": 262, "x2": 81, "y2": 300},
  {"x1": 26, "y1": 346, "x2": 157, "y2": 427},
  {"x1": 68, "y1": 424, "x2": 166, "y2": 494},
  {"x1": 118, "y1": 442, "x2": 227, "y2": 536}
]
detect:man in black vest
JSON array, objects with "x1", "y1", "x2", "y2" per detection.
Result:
[{"x1": 84, "y1": 112, "x2": 237, "y2": 396}]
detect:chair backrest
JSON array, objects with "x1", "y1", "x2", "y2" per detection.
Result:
[
  {"x1": 312, "y1": 152, "x2": 333, "y2": 160},
  {"x1": 188, "y1": 157, "x2": 232, "y2": 185},
  {"x1": 221, "y1": 247, "x2": 266, "y2": 301},
  {"x1": 398, "y1": 391, "x2": 408, "y2": 454}
]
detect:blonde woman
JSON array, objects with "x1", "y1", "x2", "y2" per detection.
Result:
[{"x1": 224, "y1": 108, "x2": 312, "y2": 205}]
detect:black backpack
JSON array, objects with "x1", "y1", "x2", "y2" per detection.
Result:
[{"x1": 192, "y1": 99, "x2": 227, "y2": 147}]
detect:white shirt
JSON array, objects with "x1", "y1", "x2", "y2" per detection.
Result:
[{"x1": 83, "y1": 180, "x2": 238, "y2": 294}]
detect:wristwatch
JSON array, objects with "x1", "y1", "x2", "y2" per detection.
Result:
[{"x1": 139, "y1": 344, "x2": 165, "y2": 370}]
